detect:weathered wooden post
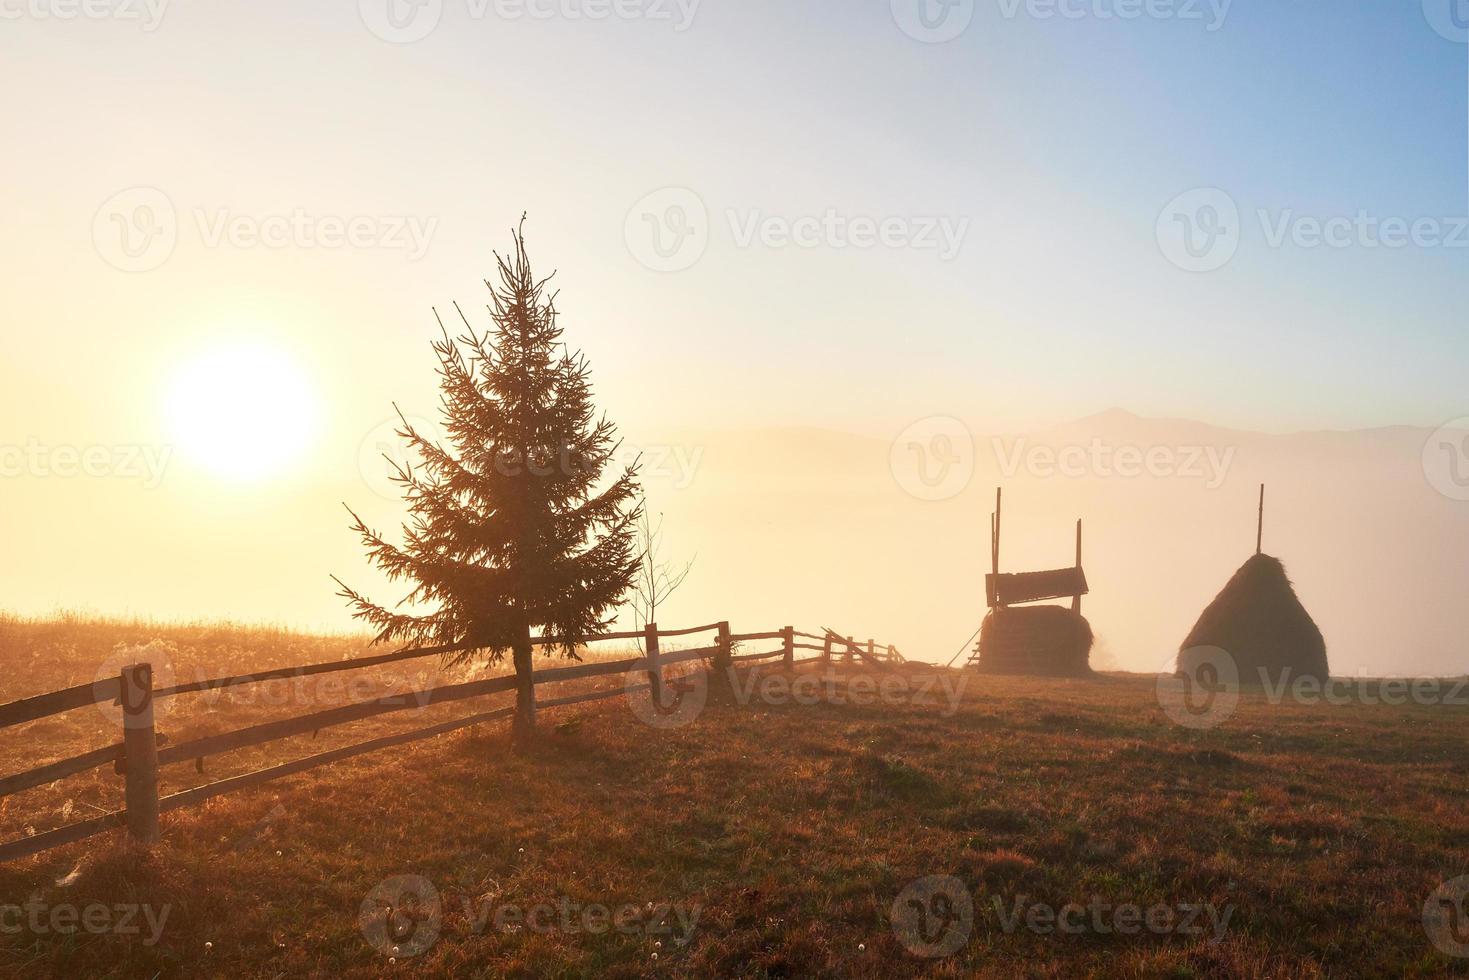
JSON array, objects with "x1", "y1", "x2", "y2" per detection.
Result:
[
  {"x1": 845, "y1": 635, "x2": 854, "y2": 666},
  {"x1": 822, "y1": 633, "x2": 833, "y2": 664},
  {"x1": 782, "y1": 626, "x2": 794, "y2": 669},
  {"x1": 644, "y1": 622, "x2": 663, "y2": 706},
  {"x1": 867, "y1": 639, "x2": 875, "y2": 663},
  {"x1": 714, "y1": 621, "x2": 732, "y2": 691},
  {"x1": 120, "y1": 663, "x2": 159, "y2": 845}
]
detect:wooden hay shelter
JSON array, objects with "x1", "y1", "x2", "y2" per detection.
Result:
[{"x1": 968, "y1": 488, "x2": 1093, "y2": 677}]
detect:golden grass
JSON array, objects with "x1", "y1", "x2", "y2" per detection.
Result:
[{"x1": 1, "y1": 617, "x2": 1467, "y2": 978}]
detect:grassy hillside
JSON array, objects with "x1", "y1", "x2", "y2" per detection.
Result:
[{"x1": 1, "y1": 617, "x2": 1467, "y2": 978}]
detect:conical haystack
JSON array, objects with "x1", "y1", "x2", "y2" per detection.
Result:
[
  {"x1": 976, "y1": 605, "x2": 1093, "y2": 677},
  {"x1": 1178, "y1": 554, "x2": 1328, "y2": 685}
]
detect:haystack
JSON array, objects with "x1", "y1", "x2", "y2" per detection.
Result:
[
  {"x1": 975, "y1": 605, "x2": 1093, "y2": 677},
  {"x1": 1177, "y1": 553, "x2": 1327, "y2": 685}
]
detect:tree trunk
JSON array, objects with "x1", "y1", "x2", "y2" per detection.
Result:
[{"x1": 511, "y1": 626, "x2": 536, "y2": 748}]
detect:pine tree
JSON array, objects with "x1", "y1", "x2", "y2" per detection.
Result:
[{"x1": 334, "y1": 221, "x2": 642, "y2": 741}]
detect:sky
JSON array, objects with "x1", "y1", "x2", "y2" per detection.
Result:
[{"x1": 2, "y1": 1, "x2": 1468, "y2": 663}]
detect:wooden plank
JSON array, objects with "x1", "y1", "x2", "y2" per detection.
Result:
[
  {"x1": 792, "y1": 642, "x2": 825, "y2": 652},
  {"x1": 730, "y1": 648, "x2": 785, "y2": 663},
  {"x1": 652, "y1": 622, "x2": 721, "y2": 639},
  {"x1": 792, "y1": 630, "x2": 826, "y2": 642},
  {"x1": 153, "y1": 623, "x2": 701, "y2": 700},
  {"x1": 0, "y1": 810, "x2": 125, "y2": 864},
  {"x1": 987, "y1": 567, "x2": 1089, "y2": 606},
  {"x1": 657, "y1": 646, "x2": 719, "y2": 666},
  {"x1": 156, "y1": 673, "x2": 520, "y2": 767},
  {"x1": 0, "y1": 677, "x2": 121, "y2": 731},
  {"x1": 729, "y1": 631, "x2": 783, "y2": 642},
  {"x1": 536, "y1": 683, "x2": 649, "y2": 710},
  {"x1": 157, "y1": 707, "x2": 516, "y2": 816},
  {"x1": 0, "y1": 743, "x2": 122, "y2": 799}
]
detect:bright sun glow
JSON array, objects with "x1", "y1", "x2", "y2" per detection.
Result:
[{"x1": 166, "y1": 341, "x2": 320, "y2": 481}]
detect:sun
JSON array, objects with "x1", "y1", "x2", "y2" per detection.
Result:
[{"x1": 165, "y1": 341, "x2": 321, "y2": 481}]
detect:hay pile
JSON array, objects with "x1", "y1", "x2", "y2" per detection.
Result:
[
  {"x1": 1178, "y1": 554, "x2": 1328, "y2": 685},
  {"x1": 974, "y1": 605, "x2": 1093, "y2": 677}
]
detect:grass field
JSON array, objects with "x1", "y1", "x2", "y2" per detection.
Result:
[{"x1": 2, "y1": 615, "x2": 1468, "y2": 978}]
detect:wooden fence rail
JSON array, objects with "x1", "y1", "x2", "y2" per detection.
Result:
[{"x1": 0, "y1": 619, "x2": 906, "y2": 864}]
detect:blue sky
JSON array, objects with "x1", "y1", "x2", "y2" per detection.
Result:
[{"x1": 3, "y1": 0, "x2": 1467, "y2": 441}]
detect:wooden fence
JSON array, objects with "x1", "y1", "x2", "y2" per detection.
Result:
[{"x1": 0, "y1": 624, "x2": 905, "y2": 863}]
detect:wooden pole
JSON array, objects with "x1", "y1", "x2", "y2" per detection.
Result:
[
  {"x1": 782, "y1": 626, "x2": 794, "y2": 669},
  {"x1": 120, "y1": 664, "x2": 159, "y2": 845},
  {"x1": 822, "y1": 633, "x2": 833, "y2": 664},
  {"x1": 643, "y1": 622, "x2": 663, "y2": 706},
  {"x1": 994, "y1": 487, "x2": 1002, "y2": 573},
  {"x1": 1072, "y1": 518, "x2": 1083, "y2": 614},
  {"x1": 867, "y1": 639, "x2": 875, "y2": 663},
  {"x1": 714, "y1": 621, "x2": 732, "y2": 691},
  {"x1": 1256, "y1": 484, "x2": 1265, "y2": 555},
  {"x1": 512, "y1": 624, "x2": 536, "y2": 745},
  {"x1": 845, "y1": 635, "x2": 855, "y2": 666}
]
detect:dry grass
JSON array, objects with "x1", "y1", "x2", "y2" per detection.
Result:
[{"x1": 1, "y1": 616, "x2": 1467, "y2": 978}]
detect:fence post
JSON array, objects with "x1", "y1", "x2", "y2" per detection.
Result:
[
  {"x1": 868, "y1": 639, "x2": 875, "y2": 663},
  {"x1": 644, "y1": 622, "x2": 663, "y2": 706},
  {"x1": 782, "y1": 626, "x2": 794, "y2": 669},
  {"x1": 845, "y1": 636, "x2": 854, "y2": 666},
  {"x1": 822, "y1": 633, "x2": 833, "y2": 664},
  {"x1": 714, "y1": 621, "x2": 732, "y2": 691},
  {"x1": 120, "y1": 663, "x2": 160, "y2": 845}
]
